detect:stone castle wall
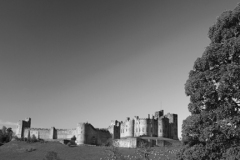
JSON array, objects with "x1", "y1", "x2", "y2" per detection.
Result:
[
  {"x1": 115, "y1": 110, "x2": 178, "y2": 140},
  {"x1": 17, "y1": 119, "x2": 111, "y2": 146},
  {"x1": 79, "y1": 123, "x2": 111, "y2": 145},
  {"x1": 108, "y1": 120, "x2": 121, "y2": 139},
  {"x1": 16, "y1": 110, "x2": 178, "y2": 147},
  {"x1": 16, "y1": 118, "x2": 31, "y2": 138}
]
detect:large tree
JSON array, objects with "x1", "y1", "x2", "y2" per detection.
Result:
[{"x1": 178, "y1": 4, "x2": 240, "y2": 160}]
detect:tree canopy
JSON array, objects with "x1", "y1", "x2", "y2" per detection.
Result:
[{"x1": 178, "y1": 3, "x2": 240, "y2": 160}]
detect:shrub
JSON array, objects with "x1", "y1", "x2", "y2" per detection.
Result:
[
  {"x1": 70, "y1": 135, "x2": 76, "y2": 141},
  {"x1": 31, "y1": 134, "x2": 38, "y2": 142}
]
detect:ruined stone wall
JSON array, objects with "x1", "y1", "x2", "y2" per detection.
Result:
[
  {"x1": 23, "y1": 128, "x2": 50, "y2": 139},
  {"x1": 95, "y1": 128, "x2": 112, "y2": 145},
  {"x1": 76, "y1": 123, "x2": 111, "y2": 145},
  {"x1": 56, "y1": 129, "x2": 76, "y2": 139},
  {"x1": 32, "y1": 128, "x2": 50, "y2": 139},
  {"x1": 85, "y1": 124, "x2": 97, "y2": 144},
  {"x1": 23, "y1": 127, "x2": 76, "y2": 140},
  {"x1": 17, "y1": 118, "x2": 112, "y2": 145}
]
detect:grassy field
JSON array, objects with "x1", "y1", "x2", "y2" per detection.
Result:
[{"x1": 0, "y1": 141, "x2": 180, "y2": 160}]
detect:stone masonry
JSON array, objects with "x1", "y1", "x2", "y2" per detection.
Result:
[{"x1": 16, "y1": 110, "x2": 178, "y2": 146}]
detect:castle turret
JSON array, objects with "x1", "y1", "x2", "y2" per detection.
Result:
[
  {"x1": 139, "y1": 119, "x2": 148, "y2": 136},
  {"x1": 165, "y1": 113, "x2": 178, "y2": 139},
  {"x1": 16, "y1": 118, "x2": 31, "y2": 138},
  {"x1": 50, "y1": 127, "x2": 56, "y2": 139},
  {"x1": 155, "y1": 110, "x2": 164, "y2": 118},
  {"x1": 76, "y1": 123, "x2": 86, "y2": 145},
  {"x1": 120, "y1": 117, "x2": 134, "y2": 138},
  {"x1": 108, "y1": 120, "x2": 120, "y2": 139},
  {"x1": 158, "y1": 117, "x2": 169, "y2": 138}
]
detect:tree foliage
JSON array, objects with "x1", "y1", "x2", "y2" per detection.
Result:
[
  {"x1": 1, "y1": 126, "x2": 7, "y2": 135},
  {"x1": 178, "y1": 3, "x2": 240, "y2": 160},
  {"x1": 0, "y1": 126, "x2": 13, "y2": 143}
]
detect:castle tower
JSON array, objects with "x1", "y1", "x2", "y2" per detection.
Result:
[
  {"x1": 151, "y1": 116, "x2": 158, "y2": 137},
  {"x1": 172, "y1": 114, "x2": 178, "y2": 140},
  {"x1": 165, "y1": 113, "x2": 178, "y2": 139},
  {"x1": 50, "y1": 127, "x2": 56, "y2": 139},
  {"x1": 121, "y1": 117, "x2": 134, "y2": 138},
  {"x1": 76, "y1": 123, "x2": 86, "y2": 145},
  {"x1": 108, "y1": 120, "x2": 120, "y2": 139},
  {"x1": 155, "y1": 110, "x2": 164, "y2": 119},
  {"x1": 158, "y1": 117, "x2": 169, "y2": 138},
  {"x1": 139, "y1": 119, "x2": 148, "y2": 136},
  {"x1": 16, "y1": 118, "x2": 31, "y2": 138}
]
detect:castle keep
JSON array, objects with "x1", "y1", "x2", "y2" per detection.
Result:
[
  {"x1": 109, "y1": 110, "x2": 178, "y2": 140},
  {"x1": 16, "y1": 110, "x2": 178, "y2": 147}
]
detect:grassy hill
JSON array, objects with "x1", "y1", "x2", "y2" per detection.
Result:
[{"x1": 0, "y1": 140, "x2": 180, "y2": 160}]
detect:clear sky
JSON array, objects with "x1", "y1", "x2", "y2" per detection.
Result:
[{"x1": 0, "y1": 0, "x2": 239, "y2": 137}]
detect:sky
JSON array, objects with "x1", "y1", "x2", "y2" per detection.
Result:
[{"x1": 0, "y1": 0, "x2": 239, "y2": 138}]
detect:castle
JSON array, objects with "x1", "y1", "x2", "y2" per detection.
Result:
[{"x1": 16, "y1": 110, "x2": 178, "y2": 147}]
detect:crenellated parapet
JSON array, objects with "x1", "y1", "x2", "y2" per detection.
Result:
[
  {"x1": 108, "y1": 120, "x2": 121, "y2": 139},
  {"x1": 16, "y1": 118, "x2": 31, "y2": 138},
  {"x1": 17, "y1": 119, "x2": 112, "y2": 145},
  {"x1": 76, "y1": 122, "x2": 112, "y2": 145},
  {"x1": 115, "y1": 110, "x2": 178, "y2": 140},
  {"x1": 16, "y1": 109, "x2": 178, "y2": 145},
  {"x1": 120, "y1": 117, "x2": 135, "y2": 138}
]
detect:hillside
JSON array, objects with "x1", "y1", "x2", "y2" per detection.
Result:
[{"x1": 0, "y1": 140, "x2": 180, "y2": 160}]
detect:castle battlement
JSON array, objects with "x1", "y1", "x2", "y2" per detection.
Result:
[
  {"x1": 30, "y1": 128, "x2": 50, "y2": 131},
  {"x1": 16, "y1": 110, "x2": 178, "y2": 146},
  {"x1": 113, "y1": 110, "x2": 178, "y2": 140}
]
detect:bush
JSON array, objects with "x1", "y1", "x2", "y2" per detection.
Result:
[
  {"x1": 70, "y1": 135, "x2": 76, "y2": 141},
  {"x1": 102, "y1": 138, "x2": 113, "y2": 146},
  {"x1": 31, "y1": 134, "x2": 38, "y2": 142},
  {"x1": 66, "y1": 140, "x2": 76, "y2": 147}
]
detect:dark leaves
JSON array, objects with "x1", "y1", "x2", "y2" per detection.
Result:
[{"x1": 179, "y1": 3, "x2": 240, "y2": 160}]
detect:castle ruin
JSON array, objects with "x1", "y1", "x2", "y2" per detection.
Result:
[{"x1": 16, "y1": 110, "x2": 178, "y2": 147}]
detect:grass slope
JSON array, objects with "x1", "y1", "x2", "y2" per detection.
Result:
[{"x1": 0, "y1": 141, "x2": 180, "y2": 160}]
